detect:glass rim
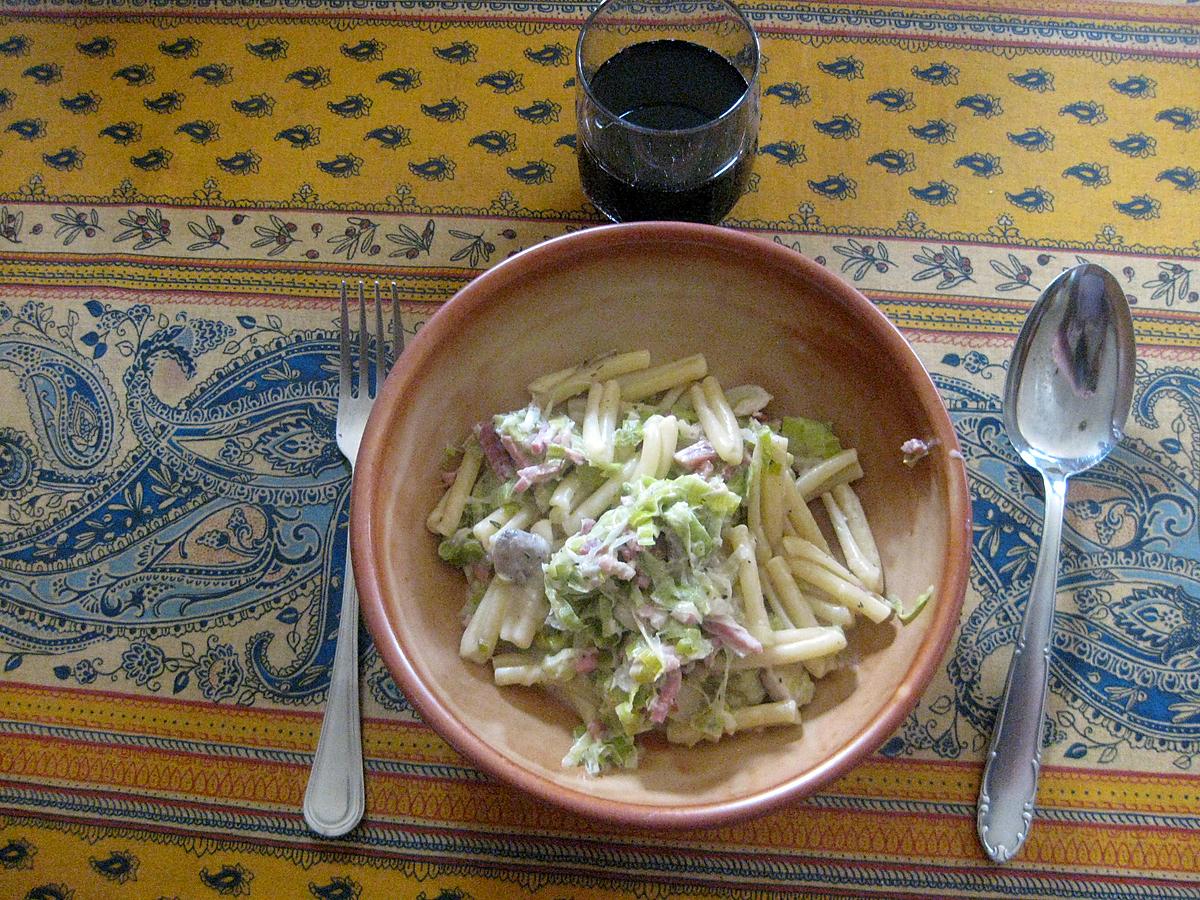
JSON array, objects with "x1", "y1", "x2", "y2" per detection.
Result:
[{"x1": 575, "y1": 0, "x2": 761, "y2": 138}]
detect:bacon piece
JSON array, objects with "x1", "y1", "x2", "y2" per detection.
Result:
[
  {"x1": 636, "y1": 604, "x2": 667, "y2": 630},
  {"x1": 551, "y1": 431, "x2": 586, "y2": 465},
  {"x1": 673, "y1": 439, "x2": 719, "y2": 471},
  {"x1": 528, "y1": 423, "x2": 552, "y2": 455},
  {"x1": 513, "y1": 459, "x2": 564, "y2": 493},
  {"x1": 501, "y1": 434, "x2": 531, "y2": 469},
  {"x1": 597, "y1": 553, "x2": 636, "y2": 581},
  {"x1": 648, "y1": 655, "x2": 682, "y2": 724},
  {"x1": 902, "y1": 437, "x2": 938, "y2": 467},
  {"x1": 575, "y1": 648, "x2": 599, "y2": 674},
  {"x1": 477, "y1": 422, "x2": 515, "y2": 479},
  {"x1": 672, "y1": 605, "x2": 700, "y2": 625},
  {"x1": 704, "y1": 614, "x2": 763, "y2": 657}
]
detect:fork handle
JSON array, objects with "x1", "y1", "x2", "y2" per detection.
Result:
[{"x1": 303, "y1": 544, "x2": 365, "y2": 837}]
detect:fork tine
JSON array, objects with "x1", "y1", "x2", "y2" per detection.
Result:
[
  {"x1": 391, "y1": 281, "x2": 403, "y2": 362},
  {"x1": 356, "y1": 280, "x2": 369, "y2": 396},
  {"x1": 373, "y1": 279, "x2": 386, "y2": 389},
  {"x1": 338, "y1": 281, "x2": 351, "y2": 406}
]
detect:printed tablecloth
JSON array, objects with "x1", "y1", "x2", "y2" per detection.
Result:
[{"x1": 0, "y1": 1, "x2": 1197, "y2": 897}]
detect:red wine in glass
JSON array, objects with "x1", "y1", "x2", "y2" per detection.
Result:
[
  {"x1": 578, "y1": 39, "x2": 755, "y2": 223},
  {"x1": 575, "y1": 0, "x2": 760, "y2": 225}
]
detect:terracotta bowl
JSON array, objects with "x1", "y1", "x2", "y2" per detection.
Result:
[{"x1": 352, "y1": 222, "x2": 970, "y2": 828}]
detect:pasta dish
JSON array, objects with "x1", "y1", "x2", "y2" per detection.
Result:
[{"x1": 427, "y1": 351, "x2": 928, "y2": 774}]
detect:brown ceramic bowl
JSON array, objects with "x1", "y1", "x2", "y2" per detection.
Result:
[{"x1": 353, "y1": 222, "x2": 970, "y2": 828}]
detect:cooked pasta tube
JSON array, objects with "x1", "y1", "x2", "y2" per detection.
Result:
[
  {"x1": 655, "y1": 383, "x2": 687, "y2": 413},
  {"x1": 548, "y1": 469, "x2": 586, "y2": 522},
  {"x1": 826, "y1": 484, "x2": 883, "y2": 593},
  {"x1": 788, "y1": 558, "x2": 892, "y2": 623},
  {"x1": 804, "y1": 593, "x2": 856, "y2": 628},
  {"x1": 530, "y1": 350, "x2": 650, "y2": 407},
  {"x1": 460, "y1": 577, "x2": 517, "y2": 663},
  {"x1": 633, "y1": 414, "x2": 664, "y2": 480},
  {"x1": 729, "y1": 525, "x2": 769, "y2": 633},
  {"x1": 724, "y1": 384, "x2": 772, "y2": 417},
  {"x1": 782, "y1": 535, "x2": 863, "y2": 588},
  {"x1": 690, "y1": 376, "x2": 743, "y2": 465},
  {"x1": 582, "y1": 379, "x2": 620, "y2": 465},
  {"x1": 730, "y1": 629, "x2": 846, "y2": 669},
  {"x1": 764, "y1": 556, "x2": 819, "y2": 627},
  {"x1": 491, "y1": 658, "x2": 545, "y2": 687},
  {"x1": 746, "y1": 436, "x2": 770, "y2": 566},
  {"x1": 667, "y1": 717, "x2": 733, "y2": 746},
  {"x1": 762, "y1": 626, "x2": 842, "y2": 645},
  {"x1": 794, "y1": 449, "x2": 863, "y2": 501},
  {"x1": 530, "y1": 518, "x2": 555, "y2": 545},
  {"x1": 490, "y1": 652, "x2": 533, "y2": 669},
  {"x1": 563, "y1": 459, "x2": 637, "y2": 534},
  {"x1": 499, "y1": 581, "x2": 549, "y2": 649},
  {"x1": 492, "y1": 648, "x2": 578, "y2": 686},
  {"x1": 821, "y1": 490, "x2": 880, "y2": 591},
  {"x1": 804, "y1": 655, "x2": 839, "y2": 679},
  {"x1": 761, "y1": 434, "x2": 788, "y2": 552},
  {"x1": 729, "y1": 699, "x2": 799, "y2": 730},
  {"x1": 434, "y1": 445, "x2": 482, "y2": 537},
  {"x1": 630, "y1": 414, "x2": 679, "y2": 480},
  {"x1": 616, "y1": 353, "x2": 707, "y2": 402},
  {"x1": 425, "y1": 488, "x2": 450, "y2": 532},
  {"x1": 781, "y1": 470, "x2": 831, "y2": 553},
  {"x1": 472, "y1": 504, "x2": 519, "y2": 546},
  {"x1": 653, "y1": 415, "x2": 678, "y2": 477},
  {"x1": 503, "y1": 593, "x2": 549, "y2": 649},
  {"x1": 759, "y1": 569, "x2": 795, "y2": 629}
]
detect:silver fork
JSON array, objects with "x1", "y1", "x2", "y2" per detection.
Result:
[{"x1": 304, "y1": 280, "x2": 402, "y2": 838}]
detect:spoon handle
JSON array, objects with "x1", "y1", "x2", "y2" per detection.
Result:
[{"x1": 977, "y1": 471, "x2": 1068, "y2": 863}]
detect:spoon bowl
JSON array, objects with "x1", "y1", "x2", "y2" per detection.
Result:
[
  {"x1": 978, "y1": 263, "x2": 1136, "y2": 863},
  {"x1": 1004, "y1": 264, "x2": 1136, "y2": 474}
]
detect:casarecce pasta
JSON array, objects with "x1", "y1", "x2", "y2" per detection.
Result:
[{"x1": 429, "y1": 350, "x2": 930, "y2": 774}]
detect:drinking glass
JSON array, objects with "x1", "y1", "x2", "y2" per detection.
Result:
[{"x1": 575, "y1": 0, "x2": 761, "y2": 224}]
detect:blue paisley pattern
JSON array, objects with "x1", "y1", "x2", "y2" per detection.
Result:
[
  {"x1": 885, "y1": 362, "x2": 1200, "y2": 768},
  {"x1": 0, "y1": 299, "x2": 365, "y2": 704}
]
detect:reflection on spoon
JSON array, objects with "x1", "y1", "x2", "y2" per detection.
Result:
[{"x1": 1051, "y1": 267, "x2": 1110, "y2": 396}]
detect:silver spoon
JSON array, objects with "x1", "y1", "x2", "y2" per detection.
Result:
[{"x1": 977, "y1": 263, "x2": 1135, "y2": 863}]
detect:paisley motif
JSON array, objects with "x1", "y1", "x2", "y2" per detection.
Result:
[
  {"x1": 0, "y1": 311, "x2": 349, "y2": 702},
  {"x1": 891, "y1": 369, "x2": 1200, "y2": 767},
  {"x1": 0, "y1": 335, "x2": 116, "y2": 472},
  {"x1": 911, "y1": 62, "x2": 958, "y2": 85}
]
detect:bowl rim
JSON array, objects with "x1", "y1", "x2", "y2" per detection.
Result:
[{"x1": 352, "y1": 221, "x2": 971, "y2": 829}]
